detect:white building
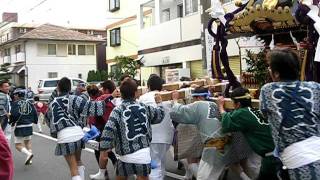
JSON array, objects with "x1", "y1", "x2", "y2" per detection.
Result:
[
  {"x1": 138, "y1": 0, "x2": 204, "y2": 80},
  {"x1": 137, "y1": 0, "x2": 260, "y2": 82},
  {"x1": 0, "y1": 23, "x2": 104, "y2": 91}
]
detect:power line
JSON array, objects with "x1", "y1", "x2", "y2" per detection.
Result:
[{"x1": 0, "y1": 0, "x2": 50, "y2": 32}]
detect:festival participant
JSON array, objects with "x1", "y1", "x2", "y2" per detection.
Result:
[
  {"x1": 74, "y1": 83, "x2": 89, "y2": 100},
  {"x1": 260, "y1": 48, "x2": 320, "y2": 180},
  {"x1": 0, "y1": 80, "x2": 11, "y2": 138},
  {"x1": 170, "y1": 87, "x2": 254, "y2": 180},
  {"x1": 34, "y1": 96, "x2": 48, "y2": 133},
  {"x1": 0, "y1": 127, "x2": 14, "y2": 180},
  {"x1": 100, "y1": 79, "x2": 165, "y2": 180},
  {"x1": 169, "y1": 89, "x2": 232, "y2": 180},
  {"x1": 87, "y1": 83, "x2": 118, "y2": 179},
  {"x1": 10, "y1": 89, "x2": 38, "y2": 165},
  {"x1": 46, "y1": 77, "x2": 113, "y2": 180},
  {"x1": 138, "y1": 74, "x2": 174, "y2": 180},
  {"x1": 218, "y1": 87, "x2": 280, "y2": 180}
]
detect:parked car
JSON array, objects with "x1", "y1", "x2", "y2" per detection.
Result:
[{"x1": 37, "y1": 78, "x2": 87, "y2": 101}]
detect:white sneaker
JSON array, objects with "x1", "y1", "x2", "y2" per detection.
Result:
[
  {"x1": 89, "y1": 171, "x2": 105, "y2": 180},
  {"x1": 25, "y1": 154, "x2": 33, "y2": 165}
]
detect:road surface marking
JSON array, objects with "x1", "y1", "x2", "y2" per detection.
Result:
[
  {"x1": 33, "y1": 132, "x2": 94, "y2": 153},
  {"x1": 34, "y1": 132, "x2": 183, "y2": 179}
]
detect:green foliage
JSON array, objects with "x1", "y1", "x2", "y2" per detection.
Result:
[
  {"x1": 0, "y1": 63, "x2": 11, "y2": 81},
  {"x1": 87, "y1": 69, "x2": 109, "y2": 82},
  {"x1": 243, "y1": 50, "x2": 269, "y2": 88},
  {"x1": 87, "y1": 70, "x2": 95, "y2": 82},
  {"x1": 96, "y1": 70, "x2": 101, "y2": 81},
  {"x1": 109, "y1": 56, "x2": 138, "y2": 82},
  {"x1": 100, "y1": 70, "x2": 108, "y2": 81}
]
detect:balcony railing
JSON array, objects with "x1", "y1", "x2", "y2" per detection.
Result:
[
  {"x1": 139, "y1": 13, "x2": 201, "y2": 50},
  {"x1": 16, "y1": 52, "x2": 25, "y2": 63},
  {"x1": 3, "y1": 56, "x2": 11, "y2": 64}
]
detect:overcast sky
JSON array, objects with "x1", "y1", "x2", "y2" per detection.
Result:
[{"x1": 0, "y1": 0, "x2": 112, "y2": 28}]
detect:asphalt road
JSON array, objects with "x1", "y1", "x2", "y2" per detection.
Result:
[
  {"x1": 9, "y1": 125, "x2": 240, "y2": 180},
  {"x1": 9, "y1": 125, "x2": 185, "y2": 180}
]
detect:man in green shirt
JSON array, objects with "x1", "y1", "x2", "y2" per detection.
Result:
[{"x1": 217, "y1": 87, "x2": 280, "y2": 180}]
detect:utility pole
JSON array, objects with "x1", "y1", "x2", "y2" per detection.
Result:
[{"x1": 200, "y1": 0, "x2": 212, "y2": 74}]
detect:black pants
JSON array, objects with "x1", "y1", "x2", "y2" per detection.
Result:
[
  {"x1": 257, "y1": 156, "x2": 290, "y2": 180},
  {"x1": 94, "y1": 149, "x2": 117, "y2": 165},
  {"x1": 0, "y1": 117, "x2": 8, "y2": 130}
]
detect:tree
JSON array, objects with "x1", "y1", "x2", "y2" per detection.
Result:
[
  {"x1": 87, "y1": 70, "x2": 95, "y2": 82},
  {"x1": 243, "y1": 49, "x2": 269, "y2": 88},
  {"x1": 96, "y1": 70, "x2": 101, "y2": 81},
  {"x1": 109, "y1": 56, "x2": 139, "y2": 83},
  {"x1": 0, "y1": 63, "x2": 11, "y2": 81},
  {"x1": 100, "y1": 70, "x2": 108, "y2": 81}
]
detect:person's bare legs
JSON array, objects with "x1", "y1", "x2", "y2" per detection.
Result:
[
  {"x1": 99, "y1": 150, "x2": 109, "y2": 168},
  {"x1": 64, "y1": 154, "x2": 79, "y2": 177},
  {"x1": 75, "y1": 150, "x2": 85, "y2": 179},
  {"x1": 24, "y1": 140, "x2": 32, "y2": 152},
  {"x1": 136, "y1": 176, "x2": 149, "y2": 180},
  {"x1": 15, "y1": 143, "x2": 24, "y2": 152},
  {"x1": 116, "y1": 176, "x2": 128, "y2": 180},
  {"x1": 90, "y1": 150, "x2": 110, "y2": 179}
]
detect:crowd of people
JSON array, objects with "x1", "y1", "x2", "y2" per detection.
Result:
[{"x1": 0, "y1": 48, "x2": 319, "y2": 180}]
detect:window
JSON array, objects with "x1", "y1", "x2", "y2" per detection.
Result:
[
  {"x1": 4, "y1": 48, "x2": 10, "y2": 56},
  {"x1": 15, "y1": 45, "x2": 21, "y2": 53},
  {"x1": 86, "y1": 45, "x2": 94, "y2": 55},
  {"x1": 78, "y1": 45, "x2": 95, "y2": 55},
  {"x1": 109, "y1": 0, "x2": 120, "y2": 12},
  {"x1": 19, "y1": 28, "x2": 27, "y2": 33},
  {"x1": 185, "y1": 0, "x2": 198, "y2": 15},
  {"x1": 87, "y1": 30, "x2": 94, "y2": 35},
  {"x1": 177, "y1": 4, "x2": 184, "y2": 18},
  {"x1": 78, "y1": 45, "x2": 86, "y2": 55},
  {"x1": 111, "y1": 64, "x2": 117, "y2": 74},
  {"x1": 44, "y1": 79, "x2": 58, "y2": 87},
  {"x1": 68, "y1": 44, "x2": 76, "y2": 55},
  {"x1": 162, "y1": 9, "x2": 170, "y2": 22},
  {"x1": 48, "y1": 44, "x2": 57, "y2": 55},
  {"x1": 110, "y1": 28, "x2": 120, "y2": 47}
]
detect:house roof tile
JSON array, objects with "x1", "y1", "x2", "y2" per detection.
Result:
[{"x1": 19, "y1": 24, "x2": 105, "y2": 42}]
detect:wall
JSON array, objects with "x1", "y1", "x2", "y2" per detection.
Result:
[
  {"x1": 139, "y1": 12, "x2": 200, "y2": 50},
  {"x1": 106, "y1": 19, "x2": 138, "y2": 60},
  {"x1": 159, "y1": 0, "x2": 180, "y2": 22},
  {"x1": 25, "y1": 40, "x2": 97, "y2": 91},
  {"x1": 106, "y1": 0, "x2": 139, "y2": 25},
  {"x1": 142, "y1": 44, "x2": 202, "y2": 66}
]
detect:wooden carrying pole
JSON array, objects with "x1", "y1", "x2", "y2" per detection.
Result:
[{"x1": 136, "y1": 79, "x2": 260, "y2": 110}]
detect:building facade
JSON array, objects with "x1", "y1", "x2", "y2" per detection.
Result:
[
  {"x1": 106, "y1": 0, "x2": 253, "y2": 84},
  {"x1": 0, "y1": 23, "x2": 104, "y2": 91}
]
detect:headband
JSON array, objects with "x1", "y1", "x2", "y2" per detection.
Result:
[
  {"x1": 232, "y1": 93, "x2": 251, "y2": 100},
  {"x1": 192, "y1": 92, "x2": 209, "y2": 97}
]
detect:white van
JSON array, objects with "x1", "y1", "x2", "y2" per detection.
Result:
[{"x1": 37, "y1": 78, "x2": 87, "y2": 101}]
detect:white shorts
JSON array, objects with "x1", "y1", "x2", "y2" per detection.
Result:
[{"x1": 14, "y1": 135, "x2": 32, "y2": 144}]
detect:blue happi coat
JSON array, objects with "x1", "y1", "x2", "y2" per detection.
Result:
[
  {"x1": 46, "y1": 93, "x2": 105, "y2": 137},
  {"x1": 260, "y1": 81, "x2": 320, "y2": 180},
  {"x1": 10, "y1": 99, "x2": 38, "y2": 137},
  {"x1": 100, "y1": 99, "x2": 164, "y2": 156}
]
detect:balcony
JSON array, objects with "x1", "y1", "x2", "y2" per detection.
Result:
[
  {"x1": 3, "y1": 56, "x2": 11, "y2": 64},
  {"x1": 139, "y1": 13, "x2": 201, "y2": 50},
  {"x1": 15, "y1": 52, "x2": 25, "y2": 63}
]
